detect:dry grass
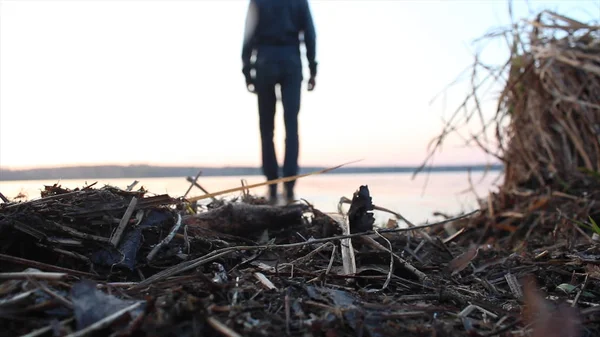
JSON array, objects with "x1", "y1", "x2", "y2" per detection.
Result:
[
  {"x1": 416, "y1": 8, "x2": 600, "y2": 244},
  {"x1": 500, "y1": 11, "x2": 600, "y2": 190},
  {"x1": 420, "y1": 10, "x2": 600, "y2": 190}
]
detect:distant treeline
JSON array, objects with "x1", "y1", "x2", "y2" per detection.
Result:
[{"x1": 0, "y1": 164, "x2": 504, "y2": 181}]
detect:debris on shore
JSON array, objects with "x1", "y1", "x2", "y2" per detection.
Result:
[
  {"x1": 1, "y1": 9, "x2": 599, "y2": 337},
  {"x1": 0, "y1": 177, "x2": 597, "y2": 337}
]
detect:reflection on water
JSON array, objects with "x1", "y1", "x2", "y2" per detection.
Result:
[{"x1": 0, "y1": 172, "x2": 503, "y2": 225}]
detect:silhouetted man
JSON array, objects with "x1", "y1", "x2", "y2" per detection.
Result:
[{"x1": 242, "y1": 0, "x2": 317, "y2": 204}]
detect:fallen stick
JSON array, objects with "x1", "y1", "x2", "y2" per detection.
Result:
[
  {"x1": 4, "y1": 190, "x2": 84, "y2": 209},
  {"x1": 254, "y1": 272, "x2": 277, "y2": 290},
  {"x1": 19, "y1": 317, "x2": 75, "y2": 337},
  {"x1": 187, "y1": 160, "x2": 362, "y2": 203},
  {"x1": 184, "y1": 203, "x2": 307, "y2": 236},
  {"x1": 373, "y1": 231, "x2": 394, "y2": 291},
  {"x1": 64, "y1": 301, "x2": 144, "y2": 337},
  {"x1": 360, "y1": 235, "x2": 429, "y2": 285},
  {"x1": 147, "y1": 214, "x2": 183, "y2": 262},
  {"x1": 0, "y1": 254, "x2": 98, "y2": 278},
  {"x1": 0, "y1": 272, "x2": 67, "y2": 280},
  {"x1": 50, "y1": 222, "x2": 110, "y2": 243},
  {"x1": 126, "y1": 180, "x2": 139, "y2": 191},
  {"x1": 185, "y1": 176, "x2": 217, "y2": 202},
  {"x1": 0, "y1": 290, "x2": 37, "y2": 308},
  {"x1": 27, "y1": 276, "x2": 74, "y2": 309},
  {"x1": 206, "y1": 316, "x2": 242, "y2": 337},
  {"x1": 183, "y1": 170, "x2": 203, "y2": 198},
  {"x1": 339, "y1": 215, "x2": 357, "y2": 276},
  {"x1": 110, "y1": 197, "x2": 138, "y2": 247}
]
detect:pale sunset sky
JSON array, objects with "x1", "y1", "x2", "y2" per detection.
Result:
[{"x1": 0, "y1": 0, "x2": 598, "y2": 170}]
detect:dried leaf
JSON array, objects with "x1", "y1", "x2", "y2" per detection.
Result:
[
  {"x1": 528, "y1": 196, "x2": 550, "y2": 211},
  {"x1": 385, "y1": 218, "x2": 398, "y2": 229},
  {"x1": 556, "y1": 283, "x2": 596, "y2": 299},
  {"x1": 556, "y1": 283, "x2": 577, "y2": 294},
  {"x1": 585, "y1": 264, "x2": 600, "y2": 280},
  {"x1": 448, "y1": 245, "x2": 478, "y2": 275}
]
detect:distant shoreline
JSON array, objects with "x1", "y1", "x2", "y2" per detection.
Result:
[{"x1": 0, "y1": 164, "x2": 504, "y2": 182}]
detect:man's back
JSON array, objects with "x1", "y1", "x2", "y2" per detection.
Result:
[
  {"x1": 243, "y1": 0, "x2": 316, "y2": 75},
  {"x1": 252, "y1": 0, "x2": 309, "y2": 47}
]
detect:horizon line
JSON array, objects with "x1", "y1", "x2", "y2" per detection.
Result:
[{"x1": 0, "y1": 162, "x2": 503, "y2": 171}]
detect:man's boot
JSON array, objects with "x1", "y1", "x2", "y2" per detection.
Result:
[
  {"x1": 284, "y1": 184, "x2": 295, "y2": 204},
  {"x1": 268, "y1": 184, "x2": 278, "y2": 205}
]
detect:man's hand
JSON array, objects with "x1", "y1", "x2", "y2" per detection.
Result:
[
  {"x1": 243, "y1": 66, "x2": 256, "y2": 93},
  {"x1": 246, "y1": 79, "x2": 256, "y2": 93},
  {"x1": 307, "y1": 76, "x2": 316, "y2": 91}
]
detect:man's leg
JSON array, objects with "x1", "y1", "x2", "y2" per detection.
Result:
[
  {"x1": 255, "y1": 68, "x2": 279, "y2": 199},
  {"x1": 280, "y1": 65, "x2": 303, "y2": 200}
]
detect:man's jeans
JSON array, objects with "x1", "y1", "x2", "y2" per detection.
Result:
[{"x1": 254, "y1": 57, "x2": 303, "y2": 196}]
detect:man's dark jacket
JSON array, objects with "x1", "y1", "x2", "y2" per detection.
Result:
[{"x1": 242, "y1": 0, "x2": 317, "y2": 79}]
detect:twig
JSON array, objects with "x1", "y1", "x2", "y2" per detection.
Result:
[
  {"x1": 361, "y1": 235, "x2": 428, "y2": 285},
  {"x1": 206, "y1": 316, "x2": 242, "y2": 337},
  {"x1": 110, "y1": 196, "x2": 138, "y2": 247},
  {"x1": 146, "y1": 213, "x2": 183, "y2": 262},
  {"x1": 18, "y1": 317, "x2": 75, "y2": 337},
  {"x1": 373, "y1": 230, "x2": 394, "y2": 291},
  {"x1": 458, "y1": 303, "x2": 498, "y2": 319},
  {"x1": 0, "y1": 192, "x2": 9, "y2": 203},
  {"x1": 286, "y1": 242, "x2": 334, "y2": 265},
  {"x1": 64, "y1": 301, "x2": 144, "y2": 337},
  {"x1": 12, "y1": 220, "x2": 47, "y2": 241},
  {"x1": 337, "y1": 214, "x2": 356, "y2": 276},
  {"x1": 187, "y1": 160, "x2": 362, "y2": 203},
  {"x1": 4, "y1": 190, "x2": 84, "y2": 209},
  {"x1": 183, "y1": 170, "x2": 203, "y2": 198},
  {"x1": 443, "y1": 228, "x2": 466, "y2": 244},
  {"x1": 0, "y1": 290, "x2": 37, "y2": 308},
  {"x1": 97, "y1": 282, "x2": 139, "y2": 288},
  {"x1": 126, "y1": 180, "x2": 139, "y2": 192},
  {"x1": 380, "y1": 311, "x2": 428, "y2": 319},
  {"x1": 241, "y1": 179, "x2": 250, "y2": 200},
  {"x1": 325, "y1": 245, "x2": 337, "y2": 276},
  {"x1": 254, "y1": 272, "x2": 277, "y2": 290},
  {"x1": 572, "y1": 273, "x2": 589, "y2": 308},
  {"x1": 50, "y1": 247, "x2": 91, "y2": 263},
  {"x1": 185, "y1": 175, "x2": 217, "y2": 202},
  {"x1": 183, "y1": 224, "x2": 191, "y2": 254},
  {"x1": 0, "y1": 253, "x2": 98, "y2": 278},
  {"x1": 0, "y1": 272, "x2": 67, "y2": 280},
  {"x1": 395, "y1": 294, "x2": 443, "y2": 302},
  {"x1": 27, "y1": 276, "x2": 74, "y2": 309}
]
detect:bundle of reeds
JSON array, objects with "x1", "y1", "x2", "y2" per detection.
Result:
[
  {"x1": 421, "y1": 10, "x2": 600, "y2": 191},
  {"x1": 500, "y1": 11, "x2": 600, "y2": 190},
  {"x1": 418, "y1": 9, "x2": 600, "y2": 242}
]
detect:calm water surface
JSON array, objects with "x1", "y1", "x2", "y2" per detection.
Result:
[{"x1": 0, "y1": 172, "x2": 503, "y2": 225}]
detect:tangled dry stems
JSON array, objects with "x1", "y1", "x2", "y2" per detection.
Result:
[{"x1": 417, "y1": 10, "x2": 600, "y2": 244}]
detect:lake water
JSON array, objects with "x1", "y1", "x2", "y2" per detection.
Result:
[{"x1": 0, "y1": 171, "x2": 503, "y2": 225}]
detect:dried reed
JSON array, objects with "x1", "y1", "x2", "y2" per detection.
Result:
[{"x1": 416, "y1": 8, "x2": 600, "y2": 242}]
